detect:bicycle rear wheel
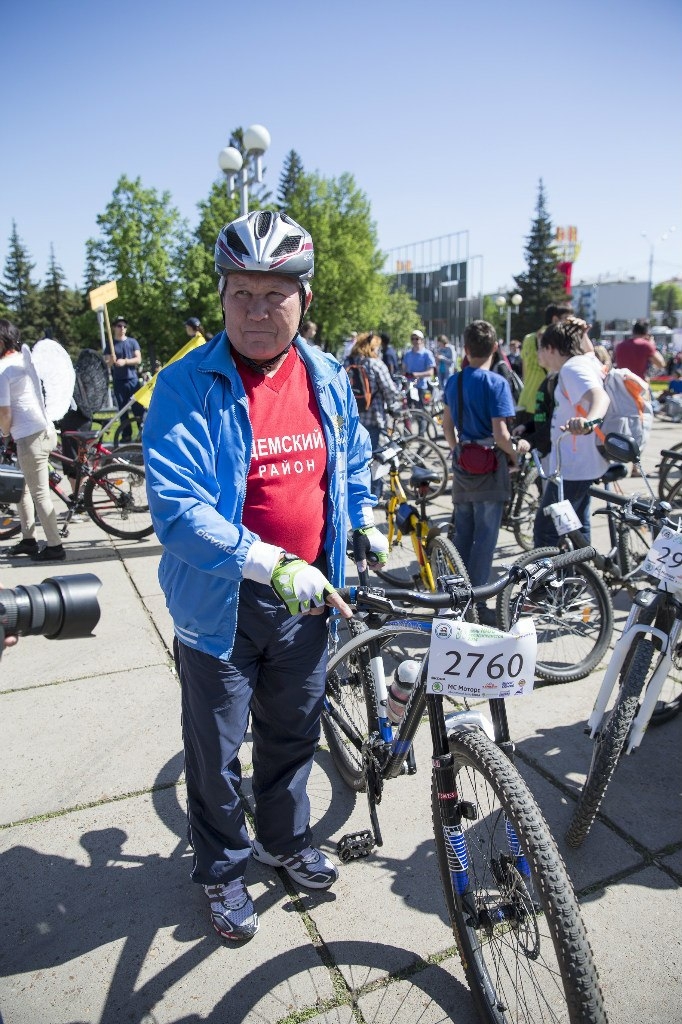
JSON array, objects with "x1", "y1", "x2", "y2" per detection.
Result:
[
  {"x1": 434, "y1": 728, "x2": 606, "y2": 1023},
  {"x1": 658, "y1": 442, "x2": 682, "y2": 500},
  {"x1": 496, "y1": 547, "x2": 613, "y2": 683},
  {"x1": 388, "y1": 408, "x2": 440, "y2": 442},
  {"x1": 617, "y1": 521, "x2": 651, "y2": 583},
  {"x1": 511, "y1": 465, "x2": 541, "y2": 551},
  {"x1": 104, "y1": 442, "x2": 145, "y2": 469},
  {"x1": 322, "y1": 623, "x2": 431, "y2": 790},
  {"x1": 566, "y1": 638, "x2": 654, "y2": 847},
  {"x1": 397, "y1": 436, "x2": 449, "y2": 500},
  {"x1": 84, "y1": 463, "x2": 154, "y2": 540}
]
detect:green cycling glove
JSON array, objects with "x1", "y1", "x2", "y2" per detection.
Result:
[{"x1": 271, "y1": 555, "x2": 336, "y2": 616}]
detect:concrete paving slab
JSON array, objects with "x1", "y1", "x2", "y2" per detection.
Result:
[
  {"x1": 0, "y1": 665, "x2": 180, "y2": 823},
  {"x1": 0, "y1": 789, "x2": 335, "y2": 1024},
  {"x1": 580, "y1": 865, "x2": 682, "y2": 1024},
  {"x1": 357, "y1": 963, "x2": 480, "y2": 1024},
  {"x1": 0, "y1": 558, "x2": 168, "y2": 692}
]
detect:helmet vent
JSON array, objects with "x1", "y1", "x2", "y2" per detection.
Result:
[
  {"x1": 255, "y1": 211, "x2": 273, "y2": 238},
  {"x1": 225, "y1": 228, "x2": 249, "y2": 256},
  {"x1": 270, "y1": 235, "x2": 302, "y2": 258}
]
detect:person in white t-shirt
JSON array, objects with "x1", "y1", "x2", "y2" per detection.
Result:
[
  {"x1": 533, "y1": 317, "x2": 611, "y2": 547},
  {"x1": 0, "y1": 319, "x2": 64, "y2": 562}
]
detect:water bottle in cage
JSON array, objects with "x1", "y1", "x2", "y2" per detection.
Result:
[
  {"x1": 386, "y1": 659, "x2": 421, "y2": 724},
  {"x1": 49, "y1": 470, "x2": 62, "y2": 485}
]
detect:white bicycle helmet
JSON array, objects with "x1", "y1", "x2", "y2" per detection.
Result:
[{"x1": 215, "y1": 210, "x2": 314, "y2": 297}]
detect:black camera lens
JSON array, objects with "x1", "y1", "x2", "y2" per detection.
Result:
[{"x1": 0, "y1": 573, "x2": 101, "y2": 640}]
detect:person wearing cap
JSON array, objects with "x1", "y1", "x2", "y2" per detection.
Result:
[
  {"x1": 184, "y1": 316, "x2": 211, "y2": 344},
  {"x1": 402, "y1": 329, "x2": 436, "y2": 431},
  {"x1": 143, "y1": 210, "x2": 387, "y2": 943},
  {"x1": 105, "y1": 316, "x2": 141, "y2": 442}
]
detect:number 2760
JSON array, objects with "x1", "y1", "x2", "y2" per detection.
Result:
[{"x1": 443, "y1": 650, "x2": 524, "y2": 680}]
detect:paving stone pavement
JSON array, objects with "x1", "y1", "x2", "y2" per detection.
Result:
[{"x1": 0, "y1": 417, "x2": 680, "y2": 1024}]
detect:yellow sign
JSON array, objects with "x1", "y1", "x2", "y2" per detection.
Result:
[{"x1": 89, "y1": 280, "x2": 119, "y2": 310}]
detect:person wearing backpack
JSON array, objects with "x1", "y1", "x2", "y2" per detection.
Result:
[
  {"x1": 346, "y1": 332, "x2": 401, "y2": 496},
  {"x1": 533, "y1": 317, "x2": 611, "y2": 548}
]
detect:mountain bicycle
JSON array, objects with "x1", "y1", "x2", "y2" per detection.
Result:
[
  {"x1": 0, "y1": 434, "x2": 145, "y2": 542},
  {"x1": 566, "y1": 436, "x2": 682, "y2": 848},
  {"x1": 0, "y1": 432, "x2": 152, "y2": 544},
  {"x1": 367, "y1": 437, "x2": 464, "y2": 591},
  {"x1": 322, "y1": 545, "x2": 608, "y2": 1024},
  {"x1": 384, "y1": 376, "x2": 444, "y2": 443},
  {"x1": 496, "y1": 433, "x2": 623, "y2": 683}
]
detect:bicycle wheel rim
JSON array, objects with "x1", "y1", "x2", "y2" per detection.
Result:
[
  {"x1": 85, "y1": 465, "x2": 154, "y2": 539},
  {"x1": 511, "y1": 467, "x2": 541, "y2": 552},
  {"x1": 434, "y1": 729, "x2": 606, "y2": 1023}
]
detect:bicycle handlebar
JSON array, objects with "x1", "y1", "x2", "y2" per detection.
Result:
[
  {"x1": 339, "y1": 546, "x2": 596, "y2": 614},
  {"x1": 589, "y1": 486, "x2": 671, "y2": 522}
]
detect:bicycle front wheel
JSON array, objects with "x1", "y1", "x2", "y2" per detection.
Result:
[
  {"x1": 433, "y1": 728, "x2": 607, "y2": 1023},
  {"x1": 566, "y1": 638, "x2": 654, "y2": 847},
  {"x1": 84, "y1": 464, "x2": 154, "y2": 540},
  {"x1": 617, "y1": 520, "x2": 651, "y2": 584},
  {"x1": 496, "y1": 547, "x2": 613, "y2": 683},
  {"x1": 0, "y1": 503, "x2": 22, "y2": 541}
]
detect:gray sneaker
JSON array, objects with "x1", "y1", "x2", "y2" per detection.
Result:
[
  {"x1": 204, "y1": 877, "x2": 259, "y2": 941},
  {"x1": 252, "y1": 840, "x2": 338, "y2": 889}
]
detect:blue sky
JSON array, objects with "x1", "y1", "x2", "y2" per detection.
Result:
[{"x1": 2, "y1": 0, "x2": 681, "y2": 299}]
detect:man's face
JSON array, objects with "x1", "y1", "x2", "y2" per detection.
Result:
[
  {"x1": 539, "y1": 345, "x2": 562, "y2": 372},
  {"x1": 410, "y1": 335, "x2": 423, "y2": 350},
  {"x1": 222, "y1": 272, "x2": 301, "y2": 362},
  {"x1": 113, "y1": 323, "x2": 127, "y2": 339}
]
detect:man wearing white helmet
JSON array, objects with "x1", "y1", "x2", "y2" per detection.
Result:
[{"x1": 143, "y1": 210, "x2": 387, "y2": 942}]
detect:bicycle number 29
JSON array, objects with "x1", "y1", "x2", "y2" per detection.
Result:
[
  {"x1": 426, "y1": 619, "x2": 537, "y2": 699},
  {"x1": 643, "y1": 527, "x2": 682, "y2": 588}
]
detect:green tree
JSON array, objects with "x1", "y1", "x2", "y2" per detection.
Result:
[
  {"x1": 376, "y1": 285, "x2": 422, "y2": 352},
  {"x1": 652, "y1": 281, "x2": 682, "y2": 328},
  {"x1": 277, "y1": 150, "x2": 305, "y2": 211},
  {"x1": 86, "y1": 175, "x2": 189, "y2": 363},
  {"x1": 512, "y1": 180, "x2": 567, "y2": 339},
  {"x1": 41, "y1": 244, "x2": 80, "y2": 348},
  {"x1": 284, "y1": 170, "x2": 386, "y2": 353},
  {"x1": 1, "y1": 221, "x2": 44, "y2": 338}
]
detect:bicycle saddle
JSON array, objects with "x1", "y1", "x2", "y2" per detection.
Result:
[
  {"x1": 410, "y1": 466, "x2": 441, "y2": 488},
  {"x1": 599, "y1": 463, "x2": 628, "y2": 484}
]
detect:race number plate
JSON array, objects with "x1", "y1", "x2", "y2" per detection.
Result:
[
  {"x1": 642, "y1": 526, "x2": 682, "y2": 588},
  {"x1": 548, "y1": 499, "x2": 582, "y2": 536},
  {"x1": 426, "y1": 619, "x2": 537, "y2": 699}
]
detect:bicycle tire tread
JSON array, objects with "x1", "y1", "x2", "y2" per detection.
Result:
[
  {"x1": 435, "y1": 729, "x2": 607, "y2": 1023},
  {"x1": 566, "y1": 638, "x2": 654, "y2": 848}
]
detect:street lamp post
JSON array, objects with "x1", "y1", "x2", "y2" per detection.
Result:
[
  {"x1": 218, "y1": 124, "x2": 271, "y2": 216},
  {"x1": 641, "y1": 227, "x2": 676, "y2": 318},
  {"x1": 495, "y1": 293, "x2": 522, "y2": 346}
]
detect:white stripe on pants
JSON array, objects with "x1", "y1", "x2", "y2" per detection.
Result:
[{"x1": 15, "y1": 426, "x2": 61, "y2": 547}]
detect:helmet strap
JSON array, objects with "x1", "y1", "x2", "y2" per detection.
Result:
[{"x1": 234, "y1": 343, "x2": 293, "y2": 375}]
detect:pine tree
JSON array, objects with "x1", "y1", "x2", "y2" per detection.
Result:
[
  {"x1": 512, "y1": 180, "x2": 567, "y2": 339},
  {"x1": 1, "y1": 221, "x2": 44, "y2": 338},
  {"x1": 277, "y1": 150, "x2": 305, "y2": 211},
  {"x1": 41, "y1": 244, "x2": 75, "y2": 345}
]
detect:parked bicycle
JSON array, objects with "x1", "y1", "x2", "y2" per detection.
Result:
[
  {"x1": 366, "y1": 437, "x2": 463, "y2": 591},
  {"x1": 323, "y1": 544, "x2": 607, "y2": 1023},
  {"x1": 566, "y1": 433, "x2": 682, "y2": 847},
  {"x1": 0, "y1": 432, "x2": 152, "y2": 543},
  {"x1": 496, "y1": 432, "x2": 627, "y2": 683}
]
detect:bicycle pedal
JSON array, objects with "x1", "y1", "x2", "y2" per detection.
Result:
[{"x1": 337, "y1": 830, "x2": 375, "y2": 862}]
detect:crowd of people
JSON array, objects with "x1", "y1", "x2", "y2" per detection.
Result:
[{"x1": 2, "y1": 201, "x2": 672, "y2": 948}]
